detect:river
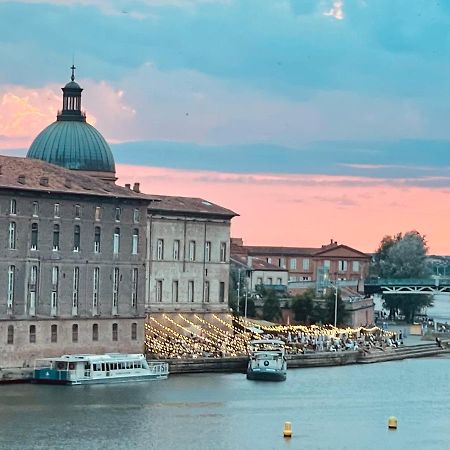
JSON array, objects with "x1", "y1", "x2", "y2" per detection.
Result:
[{"x1": 1, "y1": 356, "x2": 449, "y2": 450}]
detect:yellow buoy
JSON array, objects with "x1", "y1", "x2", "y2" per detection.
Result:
[
  {"x1": 283, "y1": 421, "x2": 292, "y2": 438},
  {"x1": 388, "y1": 416, "x2": 398, "y2": 429}
]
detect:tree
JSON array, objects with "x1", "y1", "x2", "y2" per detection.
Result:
[
  {"x1": 262, "y1": 289, "x2": 282, "y2": 322},
  {"x1": 292, "y1": 289, "x2": 315, "y2": 324},
  {"x1": 322, "y1": 288, "x2": 348, "y2": 326},
  {"x1": 372, "y1": 230, "x2": 433, "y2": 322}
]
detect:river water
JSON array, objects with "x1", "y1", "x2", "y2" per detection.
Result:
[{"x1": 1, "y1": 356, "x2": 450, "y2": 450}]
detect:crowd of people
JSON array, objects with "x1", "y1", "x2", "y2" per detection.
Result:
[{"x1": 145, "y1": 314, "x2": 400, "y2": 359}]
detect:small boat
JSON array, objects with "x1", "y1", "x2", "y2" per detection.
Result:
[
  {"x1": 246, "y1": 339, "x2": 287, "y2": 381},
  {"x1": 33, "y1": 353, "x2": 169, "y2": 385}
]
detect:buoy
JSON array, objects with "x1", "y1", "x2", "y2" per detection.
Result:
[
  {"x1": 283, "y1": 421, "x2": 292, "y2": 438},
  {"x1": 388, "y1": 416, "x2": 398, "y2": 430}
]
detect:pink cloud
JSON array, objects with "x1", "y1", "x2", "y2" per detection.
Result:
[{"x1": 116, "y1": 163, "x2": 450, "y2": 254}]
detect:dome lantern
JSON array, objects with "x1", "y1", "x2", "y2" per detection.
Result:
[{"x1": 26, "y1": 67, "x2": 116, "y2": 181}]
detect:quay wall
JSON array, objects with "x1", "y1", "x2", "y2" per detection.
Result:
[{"x1": 1, "y1": 343, "x2": 448, "y2": 382}]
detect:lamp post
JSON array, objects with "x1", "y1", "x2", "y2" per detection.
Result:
[
  {"x1": 334, "y1": 280, "x2": 338, "y2": 328},
  {"x1": 237, "y1": 268, "x2": 241, "y2": 315}
]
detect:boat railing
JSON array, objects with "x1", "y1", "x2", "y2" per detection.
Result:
[{"x1": 148, "y1": 361, "x2": 169, "y2": 375}]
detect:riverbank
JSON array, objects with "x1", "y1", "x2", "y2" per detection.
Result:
[{"x1": 1, "y1": 342, "x2": 448, "y2": 382}]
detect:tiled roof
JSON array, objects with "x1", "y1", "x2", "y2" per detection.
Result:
[
  {"x1": 246, "y1": 246, "x2": 318, "y2": 256},
  {"x1": 231, "y1": 255, "x2": 287, "y2": 272},
  {"x1": 145, "y1": 194, "x2": 238, "y2": 218},
  {"x1": 0, "y1": 155, "x2": 144, "y2": 200}
]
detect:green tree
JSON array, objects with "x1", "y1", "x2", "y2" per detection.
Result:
[
  {"x1": 262, "y1": 289, "x2": 282, "y2": 322},
  {"x1": 292, "y1": 289, "x2": 315, "y2": 324},
  {"x1": 372, "y1": 230, "x2": 433, "y2": 322},
  {"x1": 322, "y1": 289, "x2": 348, "y2": 326}
]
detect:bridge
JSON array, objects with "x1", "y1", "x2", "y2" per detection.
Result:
[{"x1": 364, "y1": 277, "x2": 450, "y2": 295}]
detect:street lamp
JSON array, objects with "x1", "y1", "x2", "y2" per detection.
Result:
[
  {"x1": 237, "y1": 268, "x2": 241, "y2": 315},
  {"x1": 333, "y1": 281, "x2": 338, "y2": 328}
]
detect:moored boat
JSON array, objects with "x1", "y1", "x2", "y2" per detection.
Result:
[
  {"x1": 246, "y1": 339, "x2": 287, "y2": 381},
  {"x1": 33, "y1": 353, "x2": 169, "y2": 385}
]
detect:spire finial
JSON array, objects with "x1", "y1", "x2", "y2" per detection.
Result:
[{"x1": 70, "y1": 64, "x2": 76, "y2": 81}]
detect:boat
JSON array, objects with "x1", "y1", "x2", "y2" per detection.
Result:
[
  {"x1": 33, "y1": 353, "x2": 169, "y2": 385},
  {"x1": 246, "y1": 339, "x2": 287, "y2": 381}
]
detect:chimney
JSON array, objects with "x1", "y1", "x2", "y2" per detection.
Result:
[
  {"x1": 132, "y1": 182, "x2": 140, "y2": 193},
  {"x1": 125, "y1": 183, "x2": 131, "y2": 189},
  {"x1": 39, "y1": 177, "x2": 49, "y2": 187},
  {"x1": 17, "y1": 175, "x2": 26, "y2": 184}
]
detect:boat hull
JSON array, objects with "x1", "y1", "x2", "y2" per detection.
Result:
[{"x1": 246, "y1": 369, "x2": 286, "y2": 382}]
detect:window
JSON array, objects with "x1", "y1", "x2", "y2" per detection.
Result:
[
  {"x1": 277, "y1": 278, "x2": 282, "y2": 285},
  {"x1": 92, "y1": 323, "x2": 99, "y2": 341},
  {"x1": 113, "y1": 228, "x2": 120, "y2": 254},
  {"x1": 113, "y1": 268, "x2": 120, "y2": 311},
  {"x1": 205, "y1": 241, "x2": 211, "y2": 262},
  {"x1": 290, "y1": 258, "x2": 297, "y2": 270},
  {"x1": 267, "y1": 277, "x2": 273, "y2": 285},
  {"x1": 51, "y1": 267, "x2": 59, "y2": 314},
  {"x1": 189, "y1": 241, "x2": 196, "y2": 261},
  {"x1": 132, "y1": 229, "x2": 139, "y2": 255},
  {"x1": 112, "y1": 323, "x2": 118, "y2": 341},
  {"x1": 338, "y1": 260, "x2": 348, "y2": 271},
  {"x1": 257, "y1": 277, "x2": 263, "y2": 285},
  {"x1": 74, "y1": 204, "x2": 81, "y2": 219},
  {"x1": 72, "y1": 324, "x2": 78, "y2": 343},
  {"x1": 131, "y1": 323, "x2": 137, "y2": 341},
  {"x1": 7, "y1": 265, "x2": 15, "y2": 309},
  {"x1": 324, "y1": 260, "x2": 331, "y2": 269},
  {"x1": 219, "y1": 282, "x2": 225, "y2": 303},
  {"x1": 115, "y1": 207, "x2": 121, "y2": 222},
  {"x1": 279, "y1": 257, "x2": 286, "y2": 268},
  {"x1": 73, "y1": 225, "x2": 80, "y2": 251},
  {"x1": 92, "y1": 267, "x2": 100, "y2": 311},
  {"x1": 95, "y1": 206, "x2": 101, "y2": 221},
  {"x1": 53, "y1": 203, "x2": 60, "y2": 218},
  {"x1": 173, "y1": 240, "x2": 180, "y2": 260},
  {"x1": 51, "y1": 324, "x2": 58, "y2": 343},
  {"x1": 29, "y1": 325, "x2": 36, "y2": 343},
  {"x1": 32, "y1": 201, "x2": 39, "y2": 217},
  {"x1": 204, "y1": 281, "x2": 210, "y2": 303},
  {"x1": 94, "y1": 227, "x2": 101, "y2": 253},
  {"x1": 156, "y1": 280, "x2": 163, "y2": 302},
  {"x1": 303, "y1": 258, "x2": 310, "y2": 270},
  {"x1": 267, "y1": 257, "x2": 272, "y2": 264},
  {"x1": 188, "y1": 281, "x2": 194, "y2": 302},
  {"x1": 29, "y1": 265, "x2": 38, "y2": 314},
  {"x1": 131, "y1": 268, "x2": 138, "y2": 308},
  {"x1": 172, "y1": 280, "x2": 179, "y2": 303},
  {"x1": 9, "y1": 199, "x2": 16, "y2": 215},
  {"x1": 72, "y1": 267, "x2": 79, "y2": 312},
  {"x1": 220, "y1": 242, "x2": 227, "y2": 262},
  {"x1": 133, "y1": 208, "x2": 140, "y2": 223},
  {"x1": 53, "y1": 224, "x2": 60, "y2": 251},
  {"x1": 31, "y1": 223, "x2": 38, "y2": 250},
  {"x1": 8, "y1": 222, "x2": 16, "y2": 249},
  {"x1": 157, "y1": 239, "x2": 164, "y2": 260},
  {"x1": 352, "y1": 261, "x2": 360, "y2": 272},
  {"x1": 7, "y1": 325, "x2": 13, "y2": 344}
]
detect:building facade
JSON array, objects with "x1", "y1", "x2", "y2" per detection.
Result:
[{"x1": 0, "y1": 69, "x2": 236, "y2": 367}]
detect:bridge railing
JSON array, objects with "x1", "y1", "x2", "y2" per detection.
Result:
[{"x1": 365, "y1": 277, "x2": 450, "y2": 286}]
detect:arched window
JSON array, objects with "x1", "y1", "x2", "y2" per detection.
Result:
[
  {"x1": 73, "y1": 225, "x2": 80, "y2": 251},
  {"x1": 31, "y1": 223, "x2": 38, "y2": 250},
  {"x1": 51, "y1": 324, "x2": 58, "y2": 343},
  {"x1": 94, "y1": 227, "x2": 101, "y2": 253},
  {"x1": 112, "y1": 323, "x2": 118, "y2": 341},
  {"x1": 53, "y1": 224, "x2": 60, "y2": 251},
  {"x1": 92, "y1": 323, "x2": 99, "y2": 341},
  {"x1": 131, "y1": 323, "x2": 137, "y2": 341},
  {"x1": 8, "y1": 222, "x2": 16, "y2": 249},
  {"x1": 72, "y1": 324, "x2": 78, "y2": 343},
  {"x1": 113, "y1": 228, "x2": 120, "y2": 254},
  {"x1": 132, "y1": 229, "x2": 139, "y2": 255},
  {"x1": 29, "y1": 325, "x2": 36, "y2": 343}
]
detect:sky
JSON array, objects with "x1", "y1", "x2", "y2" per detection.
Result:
[{"x1": 1, "y1": 0, "x2": 450, "y2": 254}]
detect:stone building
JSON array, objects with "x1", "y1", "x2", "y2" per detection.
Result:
[{"x1": 0, "y1": 68, "x2": 236, "y2": 368}]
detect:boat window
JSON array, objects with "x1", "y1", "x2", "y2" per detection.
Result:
[
  {"x1": 102, "y1": 363, "x2": 106, "y2": 371},
  {"x1": 119, "y1": 362, "x2": 125, "y2": 369}
]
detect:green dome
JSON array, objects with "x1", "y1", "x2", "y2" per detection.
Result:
[{"x1": 27, "y1": 120, "x2": 115, "y2": 173}]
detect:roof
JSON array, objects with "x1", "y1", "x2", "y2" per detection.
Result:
[
  {"x1": 146, "y1": 194, "x2": 238, "y2": 218},
  {"x1": 246, "y1": 246, "x2": 318, "y2": 256},
  {"x1": 231, "y1": 255, "x2": 287, "y2": 272},
  {"x1": 0, "y1": 155, "x2": 143, "y2": 200},
  {"x1": 27, "y1": 120, "x2": 115, "y2": 173}
]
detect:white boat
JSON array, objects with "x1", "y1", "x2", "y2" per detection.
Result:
[
  {"x1": 33, "y1": 353, "x2": 169, "y2": 385},
  {"x1": 247, "y1": 339, "x2": 287, "y2": 381}
]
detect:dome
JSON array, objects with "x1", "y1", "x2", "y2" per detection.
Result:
[
  {"x1": 27, "y1": 121, "x2": 115, "y2": 173},
  {"x1": 26, "y1": 66, "x2": 116, "y2": 177}
]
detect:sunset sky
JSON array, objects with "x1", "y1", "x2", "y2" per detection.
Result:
[{"x1": 1, "y1": 0, "x2": 450, "y2": 254}]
